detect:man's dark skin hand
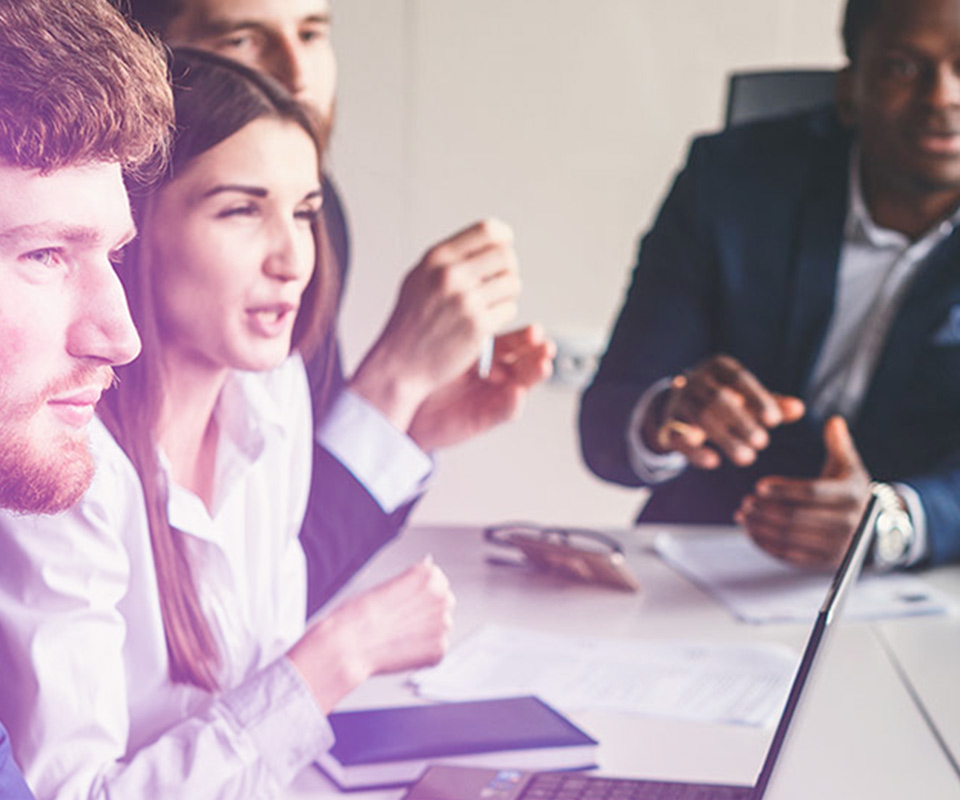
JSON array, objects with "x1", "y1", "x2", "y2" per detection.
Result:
[
  {"x1": 643, "y1": 354, "x2": 805, "y2": 469},
  {"x1": 643, "y1": 355, "x2": 873, "y2": 570},
  {"x1": 735, "y1": 416, "x2": 872, "y2": 569}
]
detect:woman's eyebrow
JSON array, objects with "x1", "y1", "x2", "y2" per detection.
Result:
[{"x1": 200, "y1": 184, "x2": 268, "y2": 200}]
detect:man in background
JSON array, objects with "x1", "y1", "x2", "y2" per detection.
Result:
[
  {"x1": 128, "y1": 0, "x2": 555, "y2": 613},
  {"x1": 581, "y1": 0, "x2": 960, "y2": 571},
  {"x1": 0, "y1": 0, "x2": 173, "y2": 795}
]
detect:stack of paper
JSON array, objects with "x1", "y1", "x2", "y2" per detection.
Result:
[
  {"x1": 413, "y1": 625, "x2": 796, "y2": 727},
  {"x1": 653, "y1": 530, "x2": 952, "y2": 623}
]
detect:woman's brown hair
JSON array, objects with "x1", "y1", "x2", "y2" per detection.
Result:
[{"x1": 99, "y1": 48, "x2": 338, "y2": 691}]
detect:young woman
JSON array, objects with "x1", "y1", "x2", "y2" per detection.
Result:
[{"x1": 0, "y1": 49, "x2": 453, "y2": 799}]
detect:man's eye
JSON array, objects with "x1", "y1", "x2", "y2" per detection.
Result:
[
  {"x1": 22, "y1": 248, "x2": 62, "y2": 268},
  {"x1": 216, "y1": 32, "x2": 256, "y2": 51},
  {"x1": 300, "y1": 25, "x2": 329, "y2": 44},
  {"x1": 882, "y1": 57, "x2": 919, "y2": 79}
]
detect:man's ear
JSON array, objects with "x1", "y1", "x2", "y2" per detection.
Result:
[{"x1": 835, "y1": 65, "x2": 857, "y2": 128}]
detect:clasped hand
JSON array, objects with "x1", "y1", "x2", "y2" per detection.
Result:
[
  {"x1": 349, "y1": 219, "x2": 553, "y2": 451},
  {"x1": 287, "y1": 558, "x2": 454, "y2": 714}
]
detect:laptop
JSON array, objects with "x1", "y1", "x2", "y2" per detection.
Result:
[{"x1": 403, "y1": 494, "x2": 881, "y2": 800}]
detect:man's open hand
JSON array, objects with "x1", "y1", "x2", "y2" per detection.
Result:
[{"x1": 735, "y1": 416, "x2": 872, "y2": 569}]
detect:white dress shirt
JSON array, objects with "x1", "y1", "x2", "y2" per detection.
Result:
[
  {"x1": 317, "y1": 389, "x2": 433, "y2": 513},
  {"x1": 626, "y1": 152, "x2": 960, "y2": 564},
  {"x1": 0, "y1": 355, "x2": 333, "y2": 800}
]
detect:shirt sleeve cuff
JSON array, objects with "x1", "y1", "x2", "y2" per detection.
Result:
[
  {"x1": 892, "y1": 482, "x2": 929, "y2": 566},
  {"x1": 219, "y1": 657, "x2": 334, "y2": 784},
  {"x1": 315, "y1": 389, "x2": 434, "y2": 513},
  {"x1": 626, "y1": 378, "x2": 688, "y2": 484}
]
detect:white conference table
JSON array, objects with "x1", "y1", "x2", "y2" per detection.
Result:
[{"x1": 285, "y1": 524, "x2": 960, "y2": 800}]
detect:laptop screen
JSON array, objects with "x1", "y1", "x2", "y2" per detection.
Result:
[{"x1": 751, "y1": 493, "x2": 880, "y2": 799}]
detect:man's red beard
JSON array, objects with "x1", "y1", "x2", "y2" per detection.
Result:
[
  {"x1": 0, "y1": 432, "x2": 93, "y2": 514},
  {"x1": 0, "y1": 366, "x2": 115, "y2": 514}
]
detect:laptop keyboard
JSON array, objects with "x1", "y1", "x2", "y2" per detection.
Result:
[{"x1": 519, "y1": 773, "x2": 753, "y2": 800}]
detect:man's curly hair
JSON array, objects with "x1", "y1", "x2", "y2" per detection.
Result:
[{"x1": 0, "y1": 0, "x2": 174, "y2": 179}]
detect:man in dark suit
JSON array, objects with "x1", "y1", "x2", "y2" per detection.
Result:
[
  {"x1": 581, "y1": 0, "x2": 960, "y2": 570},
  {"x1": 128, "y1": 0, "x2": 555, "y2": 613}
]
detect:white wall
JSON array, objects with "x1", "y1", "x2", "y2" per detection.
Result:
[{"x1": 328, "y1": 0, "x2": 846, "y2": 527}]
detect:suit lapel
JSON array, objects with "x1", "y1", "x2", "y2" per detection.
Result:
[
  {"x1": 781, "y1": 130, "x2": 851, "y2": 396},
  {"x1": 892, "y1": 226, "x2": 960, "y2": 313},
  {"x1": 861, "y1": 228, "x2": 960, "y2": 413}
]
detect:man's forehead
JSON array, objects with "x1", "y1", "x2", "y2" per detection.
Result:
[
  {"x1": 174, "y1": 0, "x2": 330, "y2": 30},
  {"x1": 0, "y1": 162, "x2": 133, "y2": 245}
]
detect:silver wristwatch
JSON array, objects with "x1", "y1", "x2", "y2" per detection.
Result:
[{"x1": 870, "y1": 482, "x2": 914, "y2": 571}]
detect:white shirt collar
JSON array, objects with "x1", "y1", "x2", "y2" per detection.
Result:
[
  {"x1": 846, "y1": 145, "x2": 960, "y2": 248},
  {"x1": 165, "y1": 364, "x2": 295, "y2": 536},
  {"x1": 216, "y1": 368, "x2": 290, "y2": 462}
]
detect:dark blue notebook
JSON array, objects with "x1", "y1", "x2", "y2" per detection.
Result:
[{"x1": 315, "y1": 695, "x2": 598, "y2": 790}]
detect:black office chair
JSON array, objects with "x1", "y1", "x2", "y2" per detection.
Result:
[{"x1": 724, "y1": 69, "x2": 837, "y2": 127}]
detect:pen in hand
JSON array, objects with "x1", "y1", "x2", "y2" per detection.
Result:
[{"x1": 478, "y1": 335, "x2": 494, "y2": 379}]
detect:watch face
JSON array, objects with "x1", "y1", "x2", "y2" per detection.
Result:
[{"x1": 875, "y1": 510, "x2": 910, "y2": 566}]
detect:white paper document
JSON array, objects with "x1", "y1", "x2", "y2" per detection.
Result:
[
  {"x1": 654, "y1": 529, "x2": 952, "y2": 624},
  {"x1": 413, "y1": 624, "x2": 796, "y2": 727}
]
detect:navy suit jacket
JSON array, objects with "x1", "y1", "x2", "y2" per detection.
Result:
[
  {"x1": 299, "y1": 175, "x2": 417, "y2": 616},
  {"x1": 579, "y1": 108, "x2": 960, "y2": 566}
]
